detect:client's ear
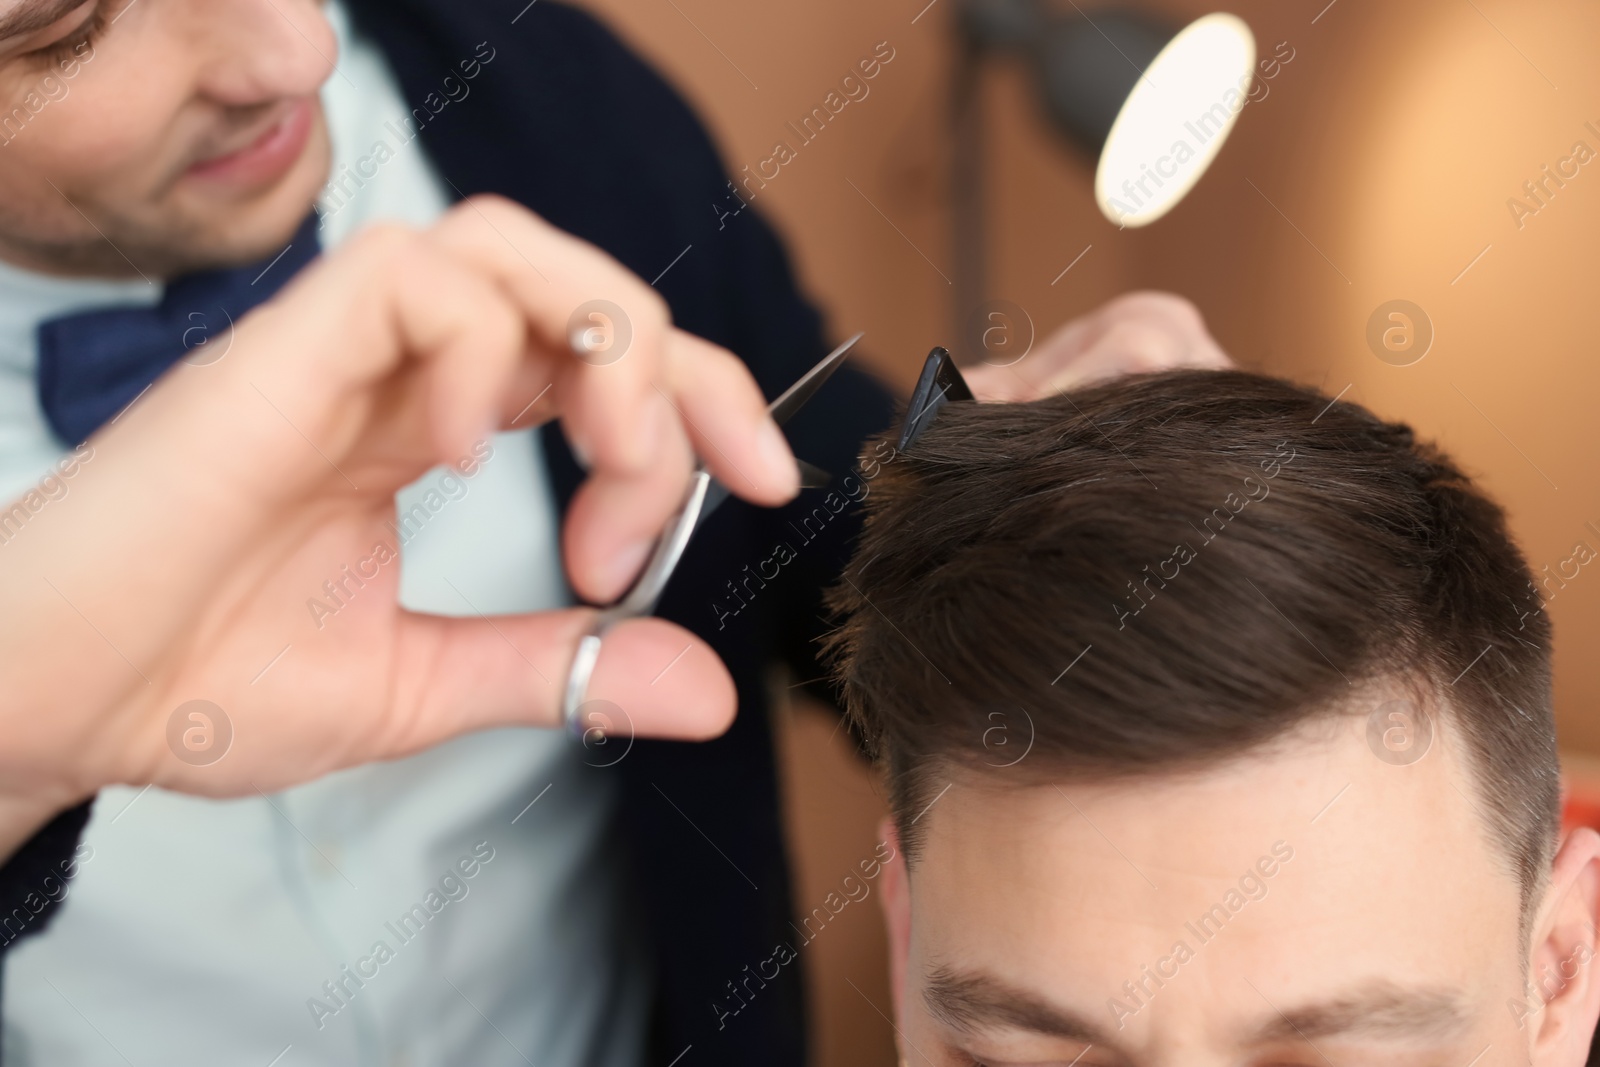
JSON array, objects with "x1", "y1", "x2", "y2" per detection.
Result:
[
  {"x1": 1526, "y1": 827, "x2": 1600, "y2": 1065},
  {"x1": 878, "y1": 817, "x2": 911, "y2": 1023}
]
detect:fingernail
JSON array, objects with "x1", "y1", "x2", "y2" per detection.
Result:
[
  {"x1": 757, "y1": 420, "x2": 797, "y2": 494},
  {"x1": 604, "y1": 537, "x2": 653, "y2": 597}
]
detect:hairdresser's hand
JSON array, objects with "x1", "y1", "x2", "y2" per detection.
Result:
[
  {"x1": 0, "y1": 196, "x2": 799, "y2": 860},
  {"x1": 965, "y1": 291, "x2": 1232, "y2": 402}
]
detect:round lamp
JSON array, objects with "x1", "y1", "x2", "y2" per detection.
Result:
[{"x1": 951, "y1": 2, "x2": 1256, "y2": 351}]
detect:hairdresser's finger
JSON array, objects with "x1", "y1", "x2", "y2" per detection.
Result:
[
  {"x1": 559, "y1": 329, "x2": 799, "y2": 603},
  {"x1": 969, "y1": 292, "x2": 1232, "y2": 402},
  {"x1": 425, "y1": 197, "x2": 685, "y2": 601},
  {"x1": 425, "y1": 196, "x2": 670, "y2": 472},
  {"x1": 1038, "y1": 320, "x2": 1225, "y2": 395},
  {"x1": 583, "y1": 617, "x2": 736, "y2": 739},
  {"x1": 562, "y1": 390, "x2": 696, "y2": 603},
  {"x1": 424, "y1": 200, "x2": 799, "y2": 601},
  {"x1": 388, "y1": 237, "x2": 528, "y2": 458},
  {"x1": 185, "y1": 222, "x2": 530, "y2": 504},
  {"x1": 385, "y1": 609, "x2": 735, "y2": 750},
  {"x1": 662, "y1": 330, "x2": 799, "y2": 506}
]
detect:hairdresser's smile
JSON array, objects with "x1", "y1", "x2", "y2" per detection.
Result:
[{"x1": 183, "y1": 96, "x2": 317, "y2": 191}]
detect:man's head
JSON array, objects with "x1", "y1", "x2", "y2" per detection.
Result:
[
  {"x1": 0, "y1": 0, "x2": 334, "y2": 277},
  {"x1": 827, "y1": 370, "x2": 1600, "y2": 1065}
]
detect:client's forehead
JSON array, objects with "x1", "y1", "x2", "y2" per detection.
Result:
[{"x1": 908, "y1": 706, "x2": 1520, "y2": 1046}]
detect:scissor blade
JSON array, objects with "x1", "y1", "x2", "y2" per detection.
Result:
[
  {"x1": 694, "y1": 456, "x2": 833, "y2": 535},
  {"x1": 797, "y1": 459, "x2": 832, "y2": 488},
  {"x1": 768, "y1": 332, "x2": 864, "y2": 426},
  {"x1": 696, "y1": 481, "x2": 732, "y2": 531},
  {"x1": 688, "y1": 333, "x2": 861, "y2": 534}
]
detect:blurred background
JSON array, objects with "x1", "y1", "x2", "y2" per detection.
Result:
[{"x1": 571, "y1": 1, "x2": 1600, "y2": 1062}]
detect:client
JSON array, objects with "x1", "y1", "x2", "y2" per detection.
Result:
[{"x1": 826, "y1": 369, "x2": 1600, "y2": 1066}]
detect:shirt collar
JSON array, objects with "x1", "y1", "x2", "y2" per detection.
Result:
[{"x1": 0, "y1": 254, "x2": 159, "y2": 377}]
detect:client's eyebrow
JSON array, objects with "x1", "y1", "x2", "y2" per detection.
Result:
[
  {"x1": 923, "y1": 966, "x2": 1108, "y2": 1044},
  {"x1": 1250, "y1": 980, "x2": 1470, "y2": 1043},
  {"x1": 0, "y1": 0, "x2": 86, "y2": 40},
  {"x1": 923, "y1": 969, "x2": 1470, "y2": 1052}
]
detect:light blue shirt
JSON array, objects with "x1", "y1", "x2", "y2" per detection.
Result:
[{"x1": 1, "y1": 6, "x2": 648, "y2": 1065}]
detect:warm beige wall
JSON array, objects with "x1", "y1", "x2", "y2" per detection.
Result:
[
  {"x1": 572, "y1": 0, "x2": 980, "y2": 386},
  {"x1": 572, "y1": 1, "x2": 1600, "y2": 1062}
]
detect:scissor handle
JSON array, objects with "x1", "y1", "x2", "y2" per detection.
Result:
[
  {"x1": 615, "y1": 469, "x2": 714, "y2": 617},
  {"x1": 562, "y1": 605, "x2": 636, "y2": 738},
  {"x1": 561, "y1": 470, "x2": 711, "y2": 736}
]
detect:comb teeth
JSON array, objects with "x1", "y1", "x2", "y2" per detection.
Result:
[{"x1": 897, "y1": 347, "x2": 974, "y2": 450}]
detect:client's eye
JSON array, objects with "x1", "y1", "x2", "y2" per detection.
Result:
[{"x1": 23, "y1": 1, "x2": 107, "y2": 67}]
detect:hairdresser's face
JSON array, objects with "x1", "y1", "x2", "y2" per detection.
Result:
[
  {"x1": 0, "y1": 0, "x2": 333, "y2": 277},
  {"x1": 881, "y1": 714, "x2": 1600, "y2": 1066}
]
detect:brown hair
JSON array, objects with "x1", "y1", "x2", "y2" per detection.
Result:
[{"x1": 825, "y1": 369, "x2": 1558, "y2": 911}]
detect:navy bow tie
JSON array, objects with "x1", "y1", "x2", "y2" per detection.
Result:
[{"x1": 36, "y1": 214, "x2": 322, "y2": 446}]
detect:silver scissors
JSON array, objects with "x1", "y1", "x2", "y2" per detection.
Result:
[{"x1": 561, "y1": 332, "x2": 865, "y2": 737}]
